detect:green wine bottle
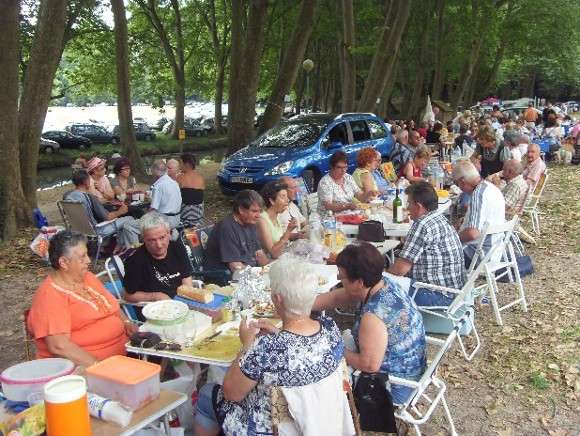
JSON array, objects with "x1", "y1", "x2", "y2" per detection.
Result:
[{"x1": 393, "y1": 188, "x2": 403, "y2": 223}]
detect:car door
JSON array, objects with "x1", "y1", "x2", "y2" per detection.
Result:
[
  {"x1": 319, "y1": 121, "x2": 349, "y2": 173},
  {"x1": 367, "y1": 119, "x2": 392, "y2": 158},
  {"x1": 344, "y1": 119, "x2": 373, "y2": 170}
]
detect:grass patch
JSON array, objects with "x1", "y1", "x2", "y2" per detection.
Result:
[
  {"x1": 528, "y1": 372, "x2": 550, "y2": 390},
  {"x1": 560, "y1": 325, "x2": 580, "y2": 342},
  {"x1": 38, "y1": 133, "x2": 228, "y2": 169}
]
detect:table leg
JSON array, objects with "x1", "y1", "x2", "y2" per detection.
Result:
[{"x1": 162, "y1": 413, "x2": 171, "y2": 435}]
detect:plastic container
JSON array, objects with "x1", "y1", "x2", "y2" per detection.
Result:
[
  {"x1": 44, "y1": 375, "x2": 92, "y2": 436},
  {"x1": 0, "y1": 358, "x2": 75, "y2": 402},
  {"x1": 86, "y1": 356, "x2": 160, "y2": 411}
]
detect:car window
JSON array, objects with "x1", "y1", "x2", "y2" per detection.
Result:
[
  {"x1": 325, "y1": 122, "x2": 348, "y2": 146},
  {"x1": 350, "y1": 120, "x2": 371, "y2": 142},
  {"x1": 367, "y1": 120, "x2": 387, "y2": 139},
  {"x1": 250, "y1": 120, "x2": 326, "y2": 148}
]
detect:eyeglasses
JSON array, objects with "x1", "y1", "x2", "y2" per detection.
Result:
[{"x1": 334, "y1": 165, "x2": 348, "y2": 170}]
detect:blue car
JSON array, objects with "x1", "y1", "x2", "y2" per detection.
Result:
[{"x1": 218, "y1": 113, "x2": 394, "y2": 194}]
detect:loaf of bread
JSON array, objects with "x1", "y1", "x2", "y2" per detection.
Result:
[{"x1": 177, "y1": 285, "x2": 214, "y2": 304}]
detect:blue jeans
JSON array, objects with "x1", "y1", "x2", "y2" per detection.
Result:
[
  {"x1": 412, "y1": 287, "x2": 454, "y2": 307},
  {"x1": 389, "y1": 373, "x2": 422, "y2": 405},
  {"x1": 194, "y1": 383, "x2": 220, "y2": 431}
]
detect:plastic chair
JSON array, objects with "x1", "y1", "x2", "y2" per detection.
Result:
[
  {"x1": 469, "y1": 218, "x2": 528, "y2": 326},
  {"x1": 57, "y1": 200, "x2": 111, "y2": 267},
  {"x1": 521, "y1": 170, "x2": 549, "y2": 234},
  {"x1": 389, "y1": 317, "x2": 466, "y2": 436},
  {"x1": 98, "y1": 257, "x2": 142, "y2": 322}
]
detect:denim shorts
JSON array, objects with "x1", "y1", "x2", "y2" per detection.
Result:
[{"x1": 194, "y1": 383, "x2": 220, "y2": 431}]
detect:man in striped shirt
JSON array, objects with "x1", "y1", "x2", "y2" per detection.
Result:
[{"x1": 453, "y1": 160, "x2": 506, "y2": 264}]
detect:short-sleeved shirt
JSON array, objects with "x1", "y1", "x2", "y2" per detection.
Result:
[
  {"x1": 89, "y1": 175, "x2": 114, "y2": 202},
  {"x1": 203, "y1": 215, "x2": 261, "y2": 269},
  {"x1": 460, "y1": 180, "x2": 506, "y2": 258},
  {"x1": 398, "y1": 210, "x2": 465, "y2": 290},
  {"x1": 123, "y1": 241, "x2": 193, "y2": 300},
  {"x1": 352, "y1": 278, "x2": 426, "y2": 380},
  {"x1": 317, "y1": 173, "x2": 361, "y2": 213},
  {"x1": 502, "y1": 174, "x2": 529, "y2": 216},
  {"x1": 352, "y1": 167, "x2": 378, "y2": 191},
  {"x1": 110, "y1": 176, "x2": 136, "y2": 193},
  {"x1": 150, "y1": 174, "x2": 182, "y2": 215},
  {"x1": 64, "y1": 190, "x2": 108, "y2": 226},
  {"x1": 259, "y1": 211, "x2": 284, "y2": 245},
  {"x1": 278, "y1": 202, "x2": 305, "y2": 232},
  {"x1": 27, "y1": 273, "x2": 127, "y2": 360},
  {"x1": 215, "y1": 315, "x2": 343, "y2": 435},
  {"x1": 475, "y1": 142, "x2": 507, "y2": 178},
  {"x1": 522, "y1": 157, "x2": 546, "y2": 189},
  {"x1": 389, "y1": 142, "x2": 415, "y2": 174}
]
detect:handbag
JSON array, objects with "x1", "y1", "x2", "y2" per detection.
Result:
[
  {"x1": 353, "y1": 372, "x2": 397, "y2": 433},
  {"x1": 358, "y1": 220, "x2": 385, "y2": 242}
]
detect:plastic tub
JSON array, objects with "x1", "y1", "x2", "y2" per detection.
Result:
[
  {"x1": 0, "y1": 358, "x2": 75, "y2": 402},
  {"x1": 86, "y1": 356, "x2": 160, "y2": 410}
]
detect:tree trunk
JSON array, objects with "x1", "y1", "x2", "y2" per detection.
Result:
[
  {"x1": 357, "y1": 0, "x2": 412, "y2": 112},
  {"x1": 340, "y1": 0, "x2": 356, "y2": 112},
  {"x1": 431, "y1": 0, "x2": 446, "y2": 99},
  {"x1": 174, "y1": 69, "x2": 186, "y2": 139},
  {"x1": 259, "y1": 0, "x2": 317, "y2": 134},
  {"x1": 0, "y1": 0, "x2": 29, "y2": 240},
  {"x1": 111, "y1": 0, "x2": 145, "y2": 179},
  {"x1": 228, "y1": 0, "x2": 268, "y2": 154},
  {"x1": 18, "y1": 0, "x2": 67, "y2": 210}
]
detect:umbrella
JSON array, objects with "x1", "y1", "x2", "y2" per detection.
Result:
[{"x1": 422, "y1": 95, "x2": 435, "y2": 124}]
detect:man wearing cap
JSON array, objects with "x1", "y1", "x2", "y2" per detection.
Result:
[
  {"x1": 87, "y1": 157, "x2": 115, "y2": 203},
  {"x1": 150, "y1": 160, "x2": 182, "y2": 229}
]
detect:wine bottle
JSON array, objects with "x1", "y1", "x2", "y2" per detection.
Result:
[{"x1": 393, "y1": 188, "x2": 403, "y2": 224}]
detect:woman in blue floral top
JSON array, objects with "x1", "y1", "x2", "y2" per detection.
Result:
[
  {"x1": 194, "y1": 258, "x2": 344, "y2": 436},
  {"x1": 313, "y1": 242, "x2": 427, "y2": 404}
]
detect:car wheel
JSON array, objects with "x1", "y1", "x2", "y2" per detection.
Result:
[
  {"x1": 302, "y1": 168, "x2": 321, "y2": 193},
  {"x1": 43, "y1": 146, "x2": 54, "y2": 154},
  {"x1": 111, "y1": 137, "x2": 118, "y2": 144}
]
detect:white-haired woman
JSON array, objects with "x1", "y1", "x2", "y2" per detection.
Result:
[{"x1": 194, "y1": 258, "x2": 344, "y2": 436}]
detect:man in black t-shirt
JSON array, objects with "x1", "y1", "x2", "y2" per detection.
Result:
[
  {"x1": 123, "y1": 212, "x2": 193, "y2": 305},
  {"x1": 204, "y1": 190, "x2": 270, "y2": 272}
]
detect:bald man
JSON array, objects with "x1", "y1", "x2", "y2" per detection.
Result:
[
  {"x1": 166, "y1": 158, "x2": 181, "y2": 180},
  {"x1": 501, "y1": 160, "x2": 529, "y2": 218},
  {"x1": 522, "y1": 143, "x2": 546, "y2": 189},
  {"x1": 277, "y1": 176, "x2": 306, "y2": 237}
]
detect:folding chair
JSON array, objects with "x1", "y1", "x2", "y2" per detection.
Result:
[
  {"x1": 469, "y1": 217, "x2": 528, "y2": 326},
  {"x1": 410, "y1": 240, "x2": 503, "y2": 361},
  {"x1": 390, "y1": 317, "x2": 466, "y2": 436},
  {"x1": 521, "y1": 170, "x2": 549, "y2": 235},
  {"x1": 96, "y1": 260, "x2": 142, "y2": 323},
  {"x1": 58, "y1": 200, "x2": 113, "y2": 267}
]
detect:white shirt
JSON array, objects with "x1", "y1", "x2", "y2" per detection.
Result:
[
  {"x1": 150, "y1": 174, "x2": 182, "y2": 214},
  {"x1": 278, "y1": 202, "x2": 305, "y2": 232},
  {"x1": 317, "y1": 173, "x2": 361, "y2": 213}
]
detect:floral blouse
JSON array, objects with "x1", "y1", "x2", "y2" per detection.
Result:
[
  {"x1": 352, "y1": 276, "x2": 426, "y2": 380},
  {"x1": 216, "y1": 315, "x2": 344, "y2": 435},
  {"x1": 317, "y1": 173, "x2": 361, "y2": 213}
]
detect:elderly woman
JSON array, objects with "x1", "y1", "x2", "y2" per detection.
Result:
[
  {"x1": 193, "y1": 257, "x2": 344, "y2": 436},
  {"x1": 401, "y1": 146, "x2": 430, "y2": 182},
  {"x1": 313, "y1": 243, "x2": 427, "y2": 404},
  {"x1": 257, "y1": 181, "x2": 297, "y2": 259},
  {"x1": 389, "y1": 129, "x2": 414, "y2": 174},
  {"x1": 111, "y1": 157, "x2": 137, "y2": 200},
  {"x1": 352, "y1": 147, "x2": 380, "y2": 195},
  {"x1": 177, "y1": 153, "x2": 206, "y2": 228},
  {"x1": 471, "y1": 124, "x2": 507, "y2": 178},
  {"x1": 27, "y1": 231, "x2": 137, "y2": 366},
  {"x1": 317, "y1": 151, "x2": 376, "y2": 213},
  {"x1": 87, "y1": 157, "x2": 115, "y2": 203}
]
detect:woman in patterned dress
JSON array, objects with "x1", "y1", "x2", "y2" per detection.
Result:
[
  {"x1": 313, "y1": 242, "x2": 427, "y2": 404},
  {"x1": 194, "y1": 257, "x2": 344, "y2": 436}
]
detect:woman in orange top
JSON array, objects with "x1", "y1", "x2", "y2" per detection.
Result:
[{"x1": 27, "y1": 231, "x2": 138, "y2": 366}]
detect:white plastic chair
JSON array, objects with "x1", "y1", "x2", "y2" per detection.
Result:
[
  {"x1": 101, "y1": 255, "x2": 143, "y2": 322},
  {"x1": 389, "y1": 316, "x2": 469, "y2": 436},
  {"x1": 468, "y1": 217, "x2": 528, "y2": 326},
  {"x1": 305, "y1": 192, "x2": 319, "y2": 216},
  {"x1": 522, "y1": 170, "x2": 549, "y2": 234}
]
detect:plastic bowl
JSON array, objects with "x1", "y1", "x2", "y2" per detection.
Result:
[
  {"x1": 142, "y1": 300, "x2": 189, "y2": 326},
  {"x1": 0, "y1": 358, "x2": 75, "y2": 402}
]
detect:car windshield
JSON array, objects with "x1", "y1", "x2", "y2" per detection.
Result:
[{"x1": 250, "y1": 119, "x2": 327, "y2": 148}]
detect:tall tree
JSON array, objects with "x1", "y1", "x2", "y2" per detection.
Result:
[
  {"x1": 0, "y1": 0, "x2": 29, "y2": 240},
  {"x1": 339, "y1": 0, "x2": 356, "y2": 112},
  {"x1": 259, "y1": 0, "x2": 317, "y2": 134},
  {"x1": 228, "y1": 0, "x2": 268, "y2": 153},
  {"x1": 18, "y1": 0, "x2": 68, "y2": 209},
  {"x1": 357, "y1": 0, "x2": 412, "y2": 112},
  {"x1": 136, "y1": 0, "x2": 192, "y2": 139},
  {"x1": 111, "y1": 0, "x2": 145, "y2": 179}
]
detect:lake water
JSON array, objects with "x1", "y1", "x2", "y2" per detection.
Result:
[{"x1": 36, "y1": 148, "x2": 227, "y2": 191}]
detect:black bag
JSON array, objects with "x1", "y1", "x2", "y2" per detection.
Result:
[
  {"x1": 496, "y1": 254, "x2": 534, "y2": 282},
  {"x1": 358, "y1": 220, "x2": 385, "y2": 242},
  {"x1": 353, "y1": 372, "x2": 397, "y2": 433}
]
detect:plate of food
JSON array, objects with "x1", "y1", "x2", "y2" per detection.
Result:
[{"x1": 253, "y1": 301, "x2": 277, "y2": 318}]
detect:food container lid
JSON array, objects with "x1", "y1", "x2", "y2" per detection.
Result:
[
  {"x1": 86, "y1": 356, "x2": 160, "y2": 385},
  {"x1": 142, "y1": 300, "x2": 189, "y2": 326}
]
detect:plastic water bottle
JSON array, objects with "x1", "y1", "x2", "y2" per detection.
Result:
[
  {"x1": 32, "y1": 208, "x2": 48, "y2": 229},
  {"x1": 322, "y1": 211, "x2": 336, "y2": 250}
]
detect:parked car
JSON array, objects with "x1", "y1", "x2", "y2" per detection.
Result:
[
  {"x1": 218, "y1": 112, "x2": 394, "y2": 194},
  {"x1": 111, "y1": 122, "x2": 156, "y2": 141},
  {"x1": 162, "y1": 118, "x2": 209, "y2": 137},
  {"x1": 66, "y1": 123, "x2": 120, "y2": 144},
  {"x1": 39, "y1": 137, "x2": 60, "y2": 154},
  {"x1": 153, "y1": 117, "x2": 169, "y2": 131},
  {"x1": 42, "y1": 130, "x2": 92, "y2": 149},
  {"x1": 201, "y1": 116, "x2": 228, "y2": 132}
]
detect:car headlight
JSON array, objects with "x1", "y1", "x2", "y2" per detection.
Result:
[{"x1": 265, "y1": 160, "x2": 294, "y2": 176}]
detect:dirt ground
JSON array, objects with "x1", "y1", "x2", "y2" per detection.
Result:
[{"x1": 0, "y1": 163, "x2": 578, "y2": 435}]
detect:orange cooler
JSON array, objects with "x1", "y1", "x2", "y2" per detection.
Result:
[
  {"x1": 86, "y1": 356, "x2": 160, "y2": 411},
  {"x1": 44, "y1": 375, "x2": 92, "y2": 436}
]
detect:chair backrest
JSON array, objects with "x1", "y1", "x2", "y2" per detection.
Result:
[
  {"x1": 57, "y1": 200, "x2": 97, "y2": 237},
  {"x1": 306, "y1": 192, "x2": 319, "y2": 215},
  {"x1": 182, "y1": 222, "x2": 215, "y2": 272},
  {"x1": 467, "y1": 217, "x2": 519, "y2": 275},
  {"x1": 527, "y1": 170, "x2": 549, "y2": 209},
  {"x1": 380, "y1": 162, "x2": 397, "y2": 183}
]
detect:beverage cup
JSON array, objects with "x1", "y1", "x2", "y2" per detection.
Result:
[{"x1": 44, "y1": 375, "x2": 92, "y2": 436}]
